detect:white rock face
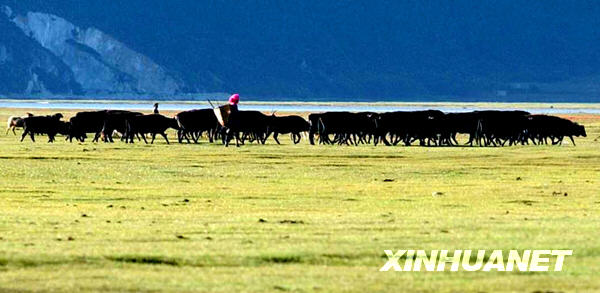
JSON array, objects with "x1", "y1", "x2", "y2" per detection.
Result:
[
  {"x1": 25, "y1": 73, "x2": 49, "y2": 95},
  {"x1": 6, "y1": 8, "x2": 182, "y2": 94}
]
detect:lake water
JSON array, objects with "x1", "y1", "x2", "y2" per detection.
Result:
[{"x1": 1, "y1": 100, "x2": 599, "y2": 114}]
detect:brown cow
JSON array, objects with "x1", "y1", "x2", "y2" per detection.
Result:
[{"x1": 6, "y1": 113, "x2": 33, "y2": 135}]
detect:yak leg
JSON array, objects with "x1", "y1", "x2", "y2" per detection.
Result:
[
  {"x1": 262, "y1": 132, "x2": 269, "y2": 144},
  {"x1": 161, "y1": 132, "x2": 170, "y2": 144},
  {"x1": 321, "y1": 133, "x2": 329, "y2": 144},
  {"x1": 382, "y1": 135, "x2": 392, "y2": 146},
  {"x1": 177, "y1": 130, "x2": 184, "y2": 143},
  {"x1": 107, "y1": 132, "x2": 115, "y2": 143},
  {"x1": 342, "y1": 134, "x2": 350, "y2": 146},
  {"x1": 326, "y1": 134, "x2": 334, "y2": 144},
  {"x1": 256, "y1": 133, "x2": 263, "y2": 144},
  {"x1": 223, "y1": 130, "x2": 230, "y2": 147},
  {"x1": 273, "y1": 133, "x2": 281, "y2": 145},
  {"x1": 257, "y1": 132, "x2": 265, "y2": 144},
  {"x1": 321, "y1": 133, "x2": 330, "y2": 145},
  {"x1": 291, "y1": 133, "x2": 298, "y2": 144},
  {"x1": 181, "y1": 131, "x2": 190, "y2": 143},
  {"x1": 208, "y1": 129, "x2": 215, "y2": 143},
  {"x1": 235, "y1": 132, "x2": 241, "y2": 147},
  {"x1": 452, "y1": 134, "x2": 459, "y2": 145},
  {"x1": 21, "y1": 129, "x2": 29, "y2": 142},
  {"x1": 293, "y1": 133, "x2": 301, "y2": 144},
  {"x1": 335, "y1": 134, "x2": 342, "y2": 145},
  {"x1": 358, "y1": 134, "x2": 366, "y2": 145},
  {"x1": 403, "y1": 136, "x2": 411, "y2": 146},
  {"x1": 344, "y1": 134, "x2": 351, "y2": 145},
  {"x1": 466, "y1": 136, "x2": 473, "y2": 146},
  {"x1": 568, "y1": 136, "x2": 576, "y2": 146}
]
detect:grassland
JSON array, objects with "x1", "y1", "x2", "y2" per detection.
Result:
[{"x1": 0, "y1": 108, "x2": 599, "y2": 292}]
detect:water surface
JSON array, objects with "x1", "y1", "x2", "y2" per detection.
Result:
[{"x1": 1, "y1": 100, "x2": 599, "y2": 114}]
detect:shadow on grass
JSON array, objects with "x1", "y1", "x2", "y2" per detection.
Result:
[{"x1": 107, "y1": 256, "x2": 180, "y2": 266}]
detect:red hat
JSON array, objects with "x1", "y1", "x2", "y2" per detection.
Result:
[{"x1": 229, "y1": 94, "x2": 240, "y2": 105}]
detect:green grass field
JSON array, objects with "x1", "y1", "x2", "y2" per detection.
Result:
[{"x1": 1, "y1": 108, "x2": 599, "y2": 292}]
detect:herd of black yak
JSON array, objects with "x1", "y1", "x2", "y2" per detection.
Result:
[{"x1": 6, "y1": 108, "x2": 586, "y2": 147}]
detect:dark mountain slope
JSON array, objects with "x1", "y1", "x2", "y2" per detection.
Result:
[{"x1": 1, "y1": 0, "x2": 600, "y2": 100}]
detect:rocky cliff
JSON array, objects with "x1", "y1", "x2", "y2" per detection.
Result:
[
  {"x1": 1, "y1": 5, "x2": 182, "y2": 95},
  {"x1": 0, "y1": 6, "x2": 81, "y2": 95}
]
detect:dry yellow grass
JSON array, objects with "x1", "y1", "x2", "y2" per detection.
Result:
[{"x1": 0, "y1": 107, "x2": 599, "y2": 292}]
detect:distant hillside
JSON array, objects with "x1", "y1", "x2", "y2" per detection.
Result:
[
  {"x1": 1, "y1": 0, "x2": 600, "y2": 101},
  {"x1": 1, "y1": 5, "x2": 181, "y2": 96}
]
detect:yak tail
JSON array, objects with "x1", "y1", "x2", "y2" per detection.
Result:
[
  {"x1": 175, "y1": 115, "x2": 185, "y2": 130},
  {"x1": 318, "y1": 118, "x2": 325, "y2": 134},
  {"x1": 124, "y1": 120, "x2": 134, "y2": 142},
  {"x1": 6, "y1": 117, "x2": 13, "y2": 134},
  {"x1": 318, "y1": 118, "x2": 326, "y2": 143},
  {"x1": 475, "y1": 119, "x2": 483, "y2": 145}
]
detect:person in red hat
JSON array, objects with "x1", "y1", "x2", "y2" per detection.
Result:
[{"x1": 228, "y1": 93, "x2": 240, "y2": 112}]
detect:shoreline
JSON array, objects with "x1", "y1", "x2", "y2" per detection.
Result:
[
  {"x1": 0, "y1": 98, "x2": 599, "y2": 108},
  {"x1": 1, "y1": 100, "x2": 600, "y2": 114}
]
